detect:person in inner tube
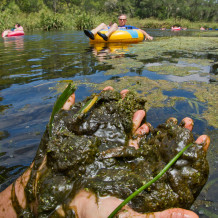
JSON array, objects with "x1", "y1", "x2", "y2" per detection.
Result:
[
  {"x1": 14, "y1": 23, "x2": 24, "y2": 31},
  {"x1": 2, "y1": 23, "x2": 24, "y2": 37},
  {"x1": 84, "y1": 14, "x2": 153, "y2": 41},
  {"x1": 9, "y1": 23, "x2": 24, "y2": 32}
]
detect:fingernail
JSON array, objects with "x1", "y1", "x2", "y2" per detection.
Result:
[
  {"x1": 134, "y1": 124, "x2": 149, "y2": 136},
  {"x1": 180, "y1": 117, "x2": 194, "y2": 131},
  {"x1": 103, "y1": 86, "x2": 114, "y2": 91},
  {"x1": 120, "y1": 89, "x2": 129, "y2": 99},
  {"x1": 166, "y1": 117, "x2": 178, "y2": 125},
  {"x1": 195, "y1": 135, "x2": 210, "y2": 152}
]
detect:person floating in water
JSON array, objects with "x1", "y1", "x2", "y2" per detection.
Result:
[
  {"x1": 2, "y1": 23, "x2": 24, "y2": 37},
  {"x1": 84, "y1": 14, "x2": 153, "y2": 41}
]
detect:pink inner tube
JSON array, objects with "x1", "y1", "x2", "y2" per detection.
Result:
[
  {"x1": 2, "y1": 30, "x2": 24, "y2": 37},
  {"x1": 171, "y1": 27, "x2": 182, "y2": 31}
]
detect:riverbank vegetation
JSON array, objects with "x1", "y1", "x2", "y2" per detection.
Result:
[{"x1": 0, "y1": 0, "x2": 217, "y2": 32}]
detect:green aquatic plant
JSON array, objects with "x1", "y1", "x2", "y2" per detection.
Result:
[
  {"x1": 78, "y1": 95, "x2": 99, "y2": 114},
  {"x1": 132, "y1": 37, "x2": 218, "y2": 58},
  {"x1": 104, "y1": 59, "x2": 144, "y2": 76},
  {"x1": 49, "y1": 83, "x2": 76, "y2": 136},
  {"x1": 53, "y1": 36, "x2": 218, "y2": 128},
  {"x1": 176, "y1": 58, "x2": 214, "y2": 66},
  {"x1": 181, "y1": 82, "x2": 218, "y2": 128},
  {"x1": 146, "y1": 64, "x2": 200, "y2": 76},
  {"x1": 108, "y1": 143, "x2": 193, "y2": 218},
  {"x1": 197, "y1": 208, "x2": 217, "y2": 218}
]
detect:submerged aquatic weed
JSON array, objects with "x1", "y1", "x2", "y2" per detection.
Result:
[
  {"x1": 181, "y1": 82, "x2": 218, "y2": 128},
  {"x1": 187, "y1": 99, "x2": 203, "y2": 115}
]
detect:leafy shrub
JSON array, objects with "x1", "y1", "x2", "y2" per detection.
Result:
[
  {"x1": 40, "y1": 12, "x2": 64, "y2": 31},
  {"x1": 0, "y1": 10, "x2": 16, "y2": 32},
  {"x1": 74, "y1": 12, "x2": 94, "y2": 30}
]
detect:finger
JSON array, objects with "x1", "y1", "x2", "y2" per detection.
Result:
[
  {"x1": 129, "y1": 124, "x2": 149, "y2": 150},
  {"x1": 134, "y1": 123, "x2": 150, "y2": 136},
  {"x1": 149, "y1": 208, "x2": 199, "y2": 218},
  {"x1": 132, "y1": 110, "x2": 146, "y2": 134},
  {"x1": 195, "y1": 135, "x2": 210, "y2": 152},
  {"x1": 62, "y1": 93, "x2": 75, "y2": 110},
  {"x1": 180, "y1": 117, "x2": 194, "y2": 131},
  {"x1": 103, "y1": 86, "x2": 114, "y2": 91},
  {"x1": 128, "y1": 139, "x2": 139, "y2": 149},
  {"x1": 130, "y1": 115, "x2": 148, "y2": 150},
  {"x1": 120, "y1": 89, "x2": 129, "y2": 99},
  {"x1": 166, "y1": 117, "x2": 178, "y2": 125}
]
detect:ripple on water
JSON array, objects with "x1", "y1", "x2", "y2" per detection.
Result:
[{"x1": 0, "y1": 30, "x2": 217, "y2": 215}]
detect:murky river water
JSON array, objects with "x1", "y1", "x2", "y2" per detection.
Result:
[{"x1": 0, "y1": 29, "x2": 217, "y2": 217}]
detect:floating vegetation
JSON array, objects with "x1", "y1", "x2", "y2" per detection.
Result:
[
  {"x1": 55, "y1": 75, "x2": 217, "y2": 128},
  {"x1": 101, "y1": 37, "x2": 217, "y2": 78},
  {"x1": 198, "y1": 31, "x2": 218, "y2": 37},
  {"x1": 138, "y1": 37, "x2": 218, "y2": 54},
  {"x1": 176, "y1": 58, "x2": 214, "y2": 66},
  {"x1": 93, "y1": 76, "x2": 178, "y2": 111},
  {"x1": 53, "y1": 36, "x2": 218, "y2": 128},
  {"x1": 104, "y1": 58, "x2": 144, "y2": 75},
  {"x1": 146, "y1": 64, "x2": 200, "y2": 76}
]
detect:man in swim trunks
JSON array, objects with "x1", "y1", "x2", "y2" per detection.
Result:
[{"x1": 84, "y1": 14, "x2": 153, "y2": 41}]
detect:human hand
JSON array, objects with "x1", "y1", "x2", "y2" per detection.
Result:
[
  {"x1": 146, "y1": 35, "x2": 153, "y2": 40},
  {"x1": 59, "y1": 86, "x2": 210, "y2": 218},
  {"x1": 0, "y1": 86, "x2": 209, "y2": 218}
]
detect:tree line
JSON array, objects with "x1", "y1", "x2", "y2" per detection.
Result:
[{"x1": 1, "y1": 0, "x2": 217, "y2": 22}]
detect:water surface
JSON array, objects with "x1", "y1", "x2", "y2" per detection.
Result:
[{"x1": 0, "y1": 29, "x2": 217, "y2": 217}]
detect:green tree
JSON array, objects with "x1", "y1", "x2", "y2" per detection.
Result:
[
  {"x1": 15, "y1": 0, "x2": 42, "y2": 12},
  {"x1": 0, "y1": 0, "x2": 10, "y2": 11}
]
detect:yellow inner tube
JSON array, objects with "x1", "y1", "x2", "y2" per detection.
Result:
[{"x1": 90, "y1": 29, "x2": 145, "y2": 43}]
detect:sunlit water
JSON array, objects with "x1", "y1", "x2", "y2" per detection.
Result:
[{"x1": 0, "y1": 29, "x2": 217, "y2": 217}]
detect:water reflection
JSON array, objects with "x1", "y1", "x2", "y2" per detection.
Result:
[
  {"x1": 3, "y1": 36, "x2": 24, "y2": 51},
  {"x1": 91, "y1": 42, "x2": 133, "y2": 61}
]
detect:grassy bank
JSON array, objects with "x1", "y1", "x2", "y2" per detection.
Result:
[
  {"x1": 0, "y1": 7, "x2": 217, "y2": 33},
  {"x1": 130, "y1": 17, "x2": 218, "y2": 30}
]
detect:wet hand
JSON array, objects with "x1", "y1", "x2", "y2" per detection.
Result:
[{"x1": 61, "y1": 87, "x2": 209, "y2": 218}]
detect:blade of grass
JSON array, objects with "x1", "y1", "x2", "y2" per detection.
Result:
[
  {"x1": 171, "y1": 106, "x2": 179, "y2": 112},
  {"x1": 188, "y1": 100, "x2": 194, "y2": 109},
  {"x1": 78, "y1": 95, "x2": 99, "y2": 114},
  {"x1": 194, "y1": 101, "x2": 200, "y2": 114},
  {"x1": 108, "y1": 143, "x2": 193, "y2": 218},
  {"x1": 49, "y1": 83, "x2": 76, "y2": 136}
]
